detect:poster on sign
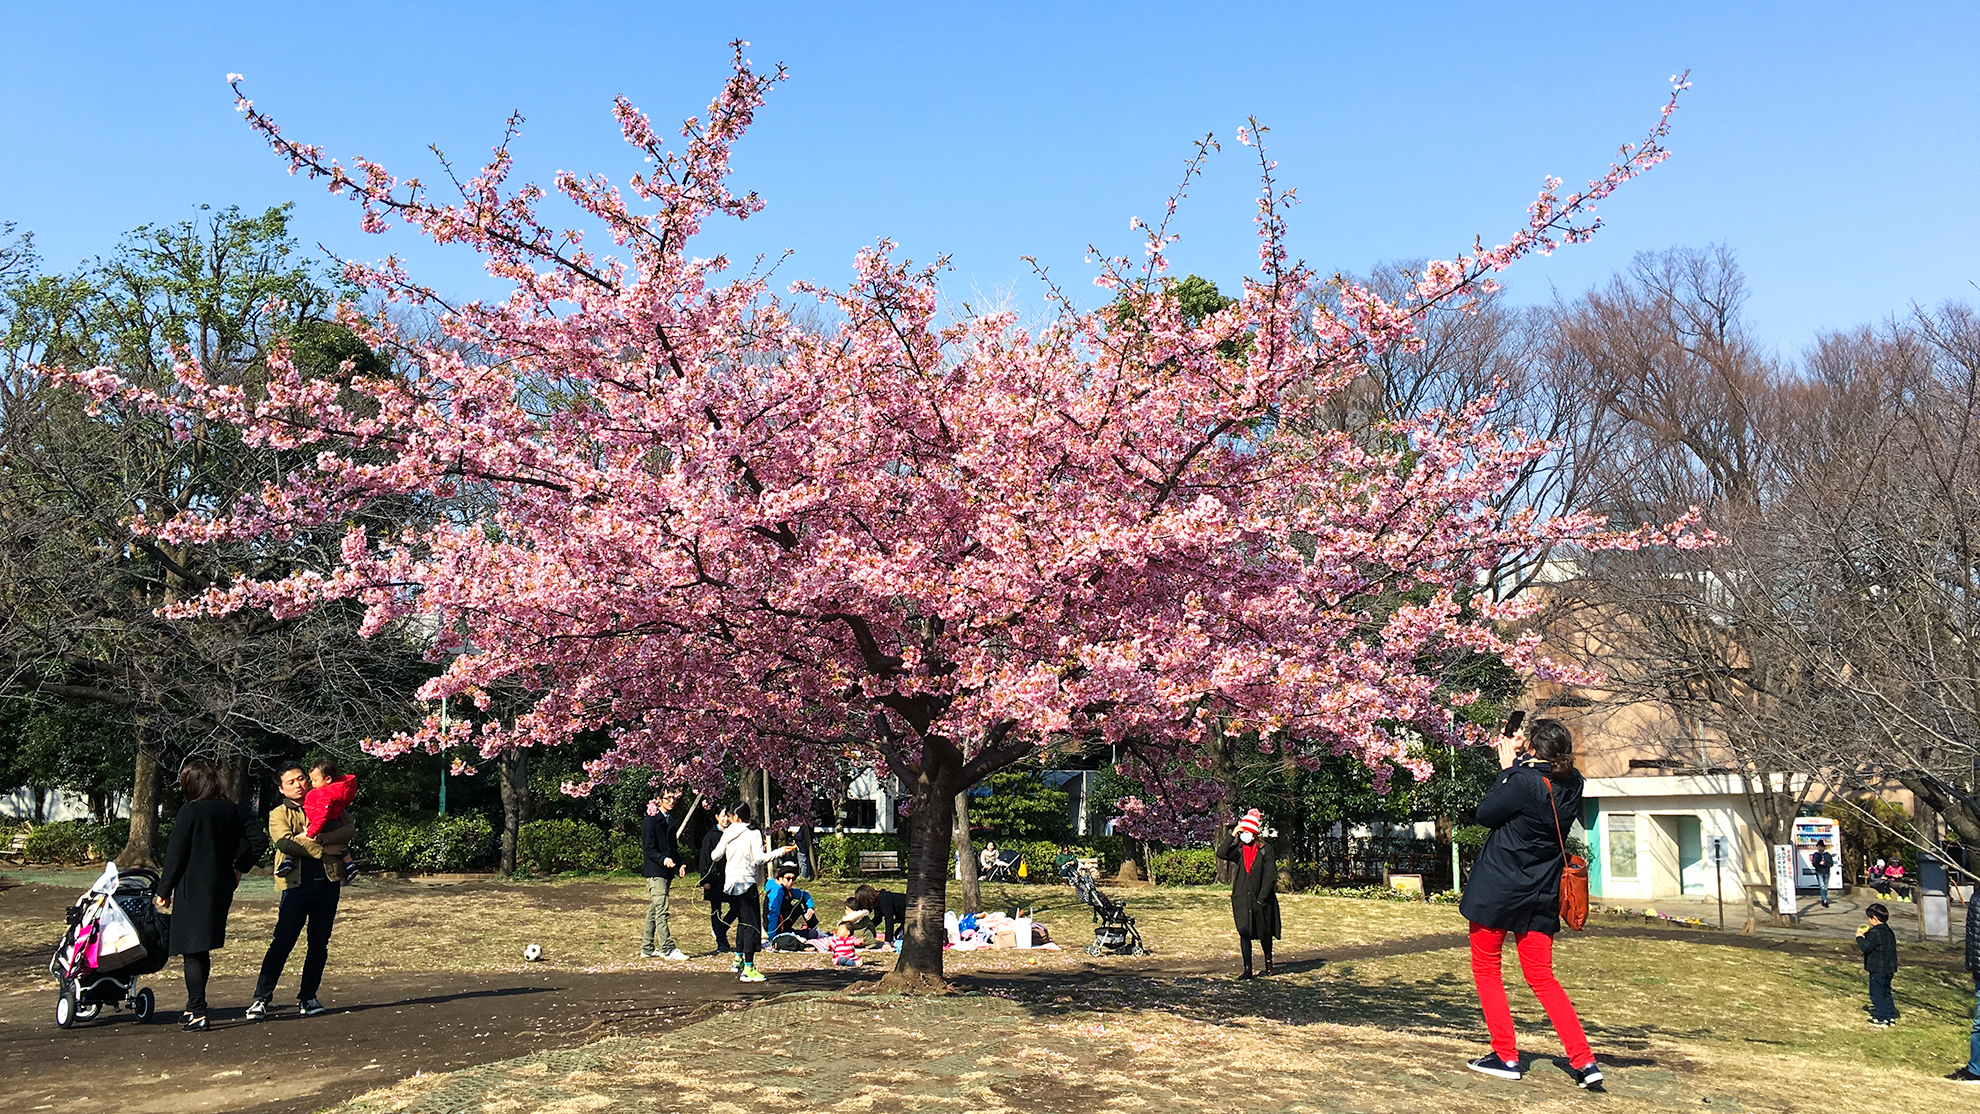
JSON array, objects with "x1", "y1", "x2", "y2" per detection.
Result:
[{"x1": 1772, "y1": 845, "x2": 1798, "y2": 916}]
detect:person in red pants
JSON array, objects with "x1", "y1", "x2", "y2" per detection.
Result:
[{"x1": 1457, "y1": 718, "x2": 1602, "y2": 1092}]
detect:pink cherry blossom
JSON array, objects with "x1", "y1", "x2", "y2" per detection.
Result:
[{"x1": 59, "y1": 52, "x2": 1697, "y2": 971}]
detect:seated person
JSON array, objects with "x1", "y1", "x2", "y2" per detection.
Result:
[
  {"x1": 766, "y1": 863, "x2": 822, "y2": 941},
  {"x1": 829, "y1": 921, "x2": 861, "y2": 967},
  {"x1": 979, "y1": 842, "x2": 999, "y2": 872}
]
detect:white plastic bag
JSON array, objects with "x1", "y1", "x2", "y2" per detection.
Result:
[{"x1": 91, "y1": 896, "x2": 145, "y2": 971}]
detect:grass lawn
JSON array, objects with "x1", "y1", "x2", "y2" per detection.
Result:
[{"x1": 6, "y1": 870, "x2": 1974, "y2": 1111}]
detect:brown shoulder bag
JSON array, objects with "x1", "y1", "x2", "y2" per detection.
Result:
[{"x1": 1544, "y1": 775, "x2": 1589, "y2": 931}]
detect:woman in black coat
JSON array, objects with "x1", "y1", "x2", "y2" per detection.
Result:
[
  {"x1": 848, "y1": 884, "x2": 907, "y2": 944},
  {"x1": 156, "y1": 759, "x2": 264, "y2": 1031},
  {"x1": 1215, "y1": 808, "x2": 1280, "y2": 979},
  {"x1": 1457, "y1": 719, "x2": 1600, "y2": 1089}
]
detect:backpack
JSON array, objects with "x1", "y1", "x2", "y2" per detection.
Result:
[{"x1": 1543, "y1": 776, "x2": 1589, "y2": 931}]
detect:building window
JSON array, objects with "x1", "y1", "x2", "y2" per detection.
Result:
[
  {"x1": 841, "y1": 800, "x2": 878, "y2": 830},
  {"x1": 1607, "y1": 814, "x2": 1638, "y2": 879}
]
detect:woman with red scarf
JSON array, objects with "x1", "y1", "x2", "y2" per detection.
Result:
[{"x1": 1215, "y1": 808, "x2": 1280, "y2": 979}]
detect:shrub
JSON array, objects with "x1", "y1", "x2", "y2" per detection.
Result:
[
  {"x1": 609, "y1": 829, "x2": 642, "y2": 872},
  {"x1": 516, "y1": 818, "x2": 614, "y2": 874},
  {"x1": 352, "y1": 812, "x2": 422, "y2": 872},
  {"x1": 993, "y1": 837, "x2": 1126, "y2": 882},
  {"x1": 811, "y1": 832, "x2": 910, "y2": 878},
  {"x1": 351, "y1": 811, "x2": 496, "y2": 873},
  {"x1": 23, "y1": 820, "x2": 95, "y2": 864},
  {"x1": 92, "y1": 818, "x2": 132, "y2": 861},
  {"x1": 410, "y1": 812, "x2": 495, "y2": 873},
  {"x1": 1452, "y1": 825, "x2": 1490, "y2": 856},
  {"x1": 1148, "y1": 847, "x2": 1218, "y2": 886}
]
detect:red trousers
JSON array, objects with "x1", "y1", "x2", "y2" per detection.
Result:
[{"x1": 1468, "y1": 922, "x2": 1593, "y2": 1068}]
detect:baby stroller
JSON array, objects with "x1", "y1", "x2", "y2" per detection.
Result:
[
  {"x1": 982, "y1": 849, "x2": 1023, "y2": 884},
  {"x1": 49, "y1": 862, "x2": 168, "y2": 1027},
  {"x1": 1061, "y1": 861, "x2": 1146, "y2": 956}
]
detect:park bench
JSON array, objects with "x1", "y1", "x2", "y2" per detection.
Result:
[
  {"x1": 1, "y1": 826, "x2": 29, "y2": 864},
  {"x1": 857, "y1": 850, "x2": 901, "y2": 875}
]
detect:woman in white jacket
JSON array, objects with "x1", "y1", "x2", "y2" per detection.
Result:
[{"x1": 709, "y1": 802, "x2": 795, "y2": 982}]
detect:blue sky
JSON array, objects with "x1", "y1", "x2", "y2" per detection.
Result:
[{"x1": 3, "y1": 2, "x2": 1975, "y2": 357}]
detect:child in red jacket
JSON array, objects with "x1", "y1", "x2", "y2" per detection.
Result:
[
  {"x1": 277, "y1": 760, "x2": 356, "y2": 877},
  {"x1": 304, "y1": 761, "x2": 357, "y2": 838}
]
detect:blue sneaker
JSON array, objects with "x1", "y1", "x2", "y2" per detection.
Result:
[{"x1": 1466, "y1": 1054, "x2": 1521, "y2": 1080}]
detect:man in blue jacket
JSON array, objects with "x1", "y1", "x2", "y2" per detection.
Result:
[
  {"x1": 641, "y1": 789, "x2": 689, "y2": 960},
  {"x1": 766, "y1": 862, "x2": 821, "y2": 945}
]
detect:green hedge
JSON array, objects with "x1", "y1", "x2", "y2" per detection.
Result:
[
  {"x1": 986, "y1": 837, "x2": 1128, "y2": 882},
  {"x1": 353, "y1": 812, "x2": 495, "y2": 873},
  {"x1": 515, "y1": 818, "x2": 618, "y2": 875},
  {"x1": 17, "y1": 819, "x2": 147, "y2": 864},
  {"x1": 1148, "y1": 847, "x2": 1219, "y2": 885},
  {"x1": 811, "y1": 832, "x2": 911, "y2": 877},
  {"x1": 801, "y1": 833, "x2": 1130, "y2": 881},
  {"x1": 23, "y1": 820, "x2": 96, "y2": 863}
]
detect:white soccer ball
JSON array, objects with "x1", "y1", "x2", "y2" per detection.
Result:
[{"x1": 523, "y1": 943, "x2": 543, "y2": 962}]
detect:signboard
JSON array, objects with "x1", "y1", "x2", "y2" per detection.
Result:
[
  {"x1": 1772, "y1": 845, "x2": 1798, "y2": 915},
  {"x1": 1709, "y1": 836, "x2": 1731, "y2": 866}
]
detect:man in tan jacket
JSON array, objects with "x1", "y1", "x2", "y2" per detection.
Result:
[{"x1": 246, "y1": 761, "x2": 354, "y2": 1018}]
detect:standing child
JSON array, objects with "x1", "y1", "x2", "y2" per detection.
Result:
[
  {"x1": 829, "y1": 922, "x2": 860, "y2": 967},
  {"x1": 1857, "y1": 902, "x2": 1900, "y2": 1026}
]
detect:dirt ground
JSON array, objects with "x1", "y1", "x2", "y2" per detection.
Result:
[{"x1": 4, "y1": 871, "x2": 1975, "y2": 1114}]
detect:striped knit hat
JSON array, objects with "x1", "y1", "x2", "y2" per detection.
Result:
[{"x1": 1233, "y1": 809, "x2": 1263, "y2": 838}]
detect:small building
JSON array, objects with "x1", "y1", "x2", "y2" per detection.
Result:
[{"x1": 1580, "y1": 772, "x2": 1805, "y2": 904}]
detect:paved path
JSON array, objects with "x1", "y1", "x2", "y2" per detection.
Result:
[{"x1": 1603, "y1": 887, "x2": 1972, "y2": 947}]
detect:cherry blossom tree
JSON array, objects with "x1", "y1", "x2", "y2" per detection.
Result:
[{"x1": 62, "y1": 46, "x2": 1697, "y2": 985}]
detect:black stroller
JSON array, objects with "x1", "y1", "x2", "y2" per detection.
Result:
[
  {"x1": 982, "y1": 849, "x2": 1023, "y2": 884},
  {"x1": 1059, "y1": 860, "x2": 1146, "y2": 956},
  {"x1": 49, "y1": 864, "x2": 168, "y2": 1027}
]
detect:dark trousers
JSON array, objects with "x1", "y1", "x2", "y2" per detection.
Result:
[
  {"x1": 1239, "y1": 933, "x2": 1274, "y2": 967},
  {"x1": 182, "y1": 950, "x2": 211, "y2": 1012},
  {"x1": 1868, "y1": 971, "x2": 1898, "y2": 1021},
  {"x1": 708, "y1": 896, "x2": 733, "y2": 952},
  {"x1": 254, "y1": 876, "x2": 341, "y2": 1002},
  {"x1": 725, "y1": 888, "x2": 762, "y2": 963}
]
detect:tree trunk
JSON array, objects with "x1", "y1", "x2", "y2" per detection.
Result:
[
  {"x1": 880, "y1": 763, "x2": 958, "y2": 992},
  {"x1": 498, "y1": 748, "x2": 531, "y2": 876},
  {"x1": 1209, "y1": 722, "x2": 1239, "y2": 885},
  {"x1": 953, "y1": 791, "x2": 982, "y2": 915},
  {"x1": 118, "y1": 727, "x2": 162, "y2": 867},
  {"x1": 31, "y1": 787, "x2": 47, "y2": 825}
]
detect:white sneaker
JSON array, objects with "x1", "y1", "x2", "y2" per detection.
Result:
[{"x1": 663, "y1": 948, "x2": 689, "y2": 961}]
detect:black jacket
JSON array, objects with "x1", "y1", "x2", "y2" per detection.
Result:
[
  {"x1": 1216, "y1": 834, "x2": 1282, "y2": 940},
  {"x1": 1459, "y1": 757, "x2": 1583, "y2": 935},
  {"x1": 158, "y1": 798, "x2": 264, "y2": 955},
  {"x1": 697, "y1": 826, "x2": 725, "y2": 900},
  {"x1": 1966, "y1": 881, "x2": 1979, "y2": 974},
  {"x1": 642, "y1": 808, "x2": 683, "y2": 878},
  {"x1": 1858, "y1": 922, "x2": 1898, "y2": 975},
  {"x1": 862, "y1": 889, "x2": 907, "y2": 938}
]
